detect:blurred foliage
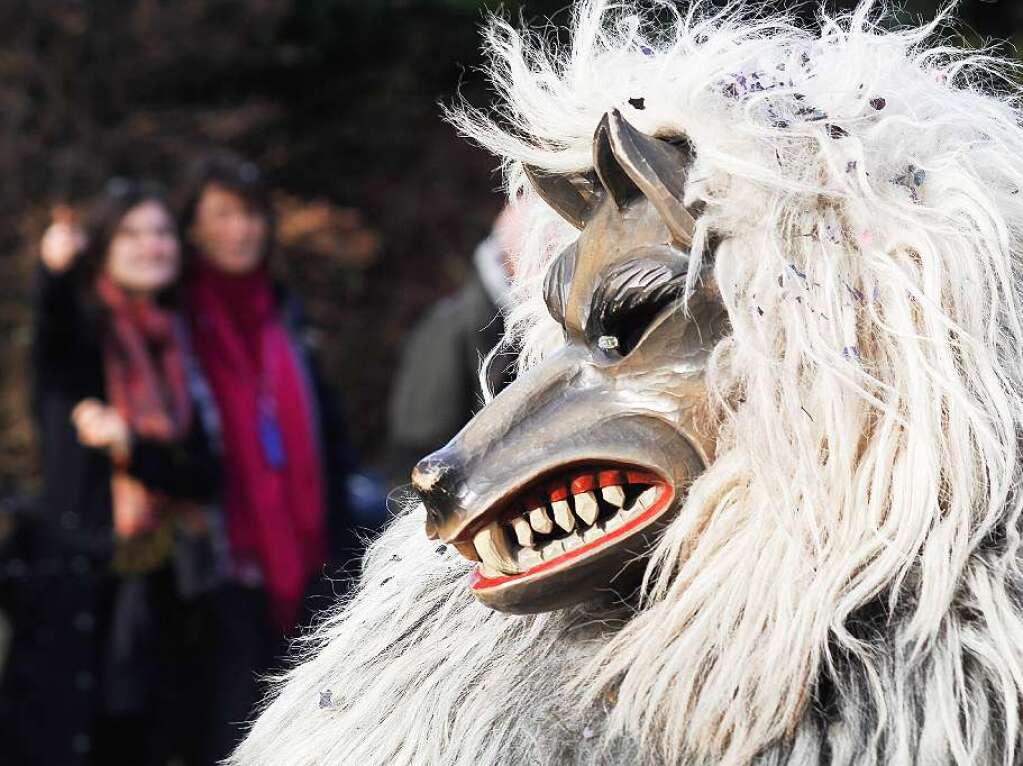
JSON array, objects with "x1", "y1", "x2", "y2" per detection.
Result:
[
  {"x1": 0, "y1": 0, "x2": 568, "y2": 484},
  {"x1": 0, "y1": 0, "x2": 1021, "y2": 488}
]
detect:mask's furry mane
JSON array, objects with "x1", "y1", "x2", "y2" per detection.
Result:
[{"x1": 233, "y1": 3, "x2": 1023, "y2": 764}]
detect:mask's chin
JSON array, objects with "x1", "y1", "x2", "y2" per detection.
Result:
[{"x1": 447, "y1": 462, "x2": 679, "y2": 614}]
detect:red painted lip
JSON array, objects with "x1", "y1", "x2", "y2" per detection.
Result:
[{"x1": 466, "y1": 464, "x2": 673, "y2": 590}]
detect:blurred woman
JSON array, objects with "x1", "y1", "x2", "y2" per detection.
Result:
[
  {"x1": 0, "y1": 182, "x2": 219, "y2": 766},
  {"x1": 179, "y1": 152, "x2": 360, "y2": 760}
]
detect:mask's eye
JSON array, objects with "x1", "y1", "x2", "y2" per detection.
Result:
[{"x1": 586, "y1": 250, "x2": 689, "y2": 358}]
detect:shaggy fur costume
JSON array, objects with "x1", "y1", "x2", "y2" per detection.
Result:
[{"x1": 233, "y1": 2, "x2": 1023, "y2": 763}]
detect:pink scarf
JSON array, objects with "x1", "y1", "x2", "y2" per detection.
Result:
[{"x1": 188, "y1": 262, "x2": 326, "y2": 630}]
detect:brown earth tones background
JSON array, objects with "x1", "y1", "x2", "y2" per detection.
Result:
[{"x1": 0, "y1": 0, "x2": 1019, "y2": 489}]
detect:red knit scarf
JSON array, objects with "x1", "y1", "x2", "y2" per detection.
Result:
[
  {"x1": 188, "y1": 261, "x2": 326, "y2": 630},
  {"x1": 96, "y1": 277, "x2": 192, "y2": 540}
]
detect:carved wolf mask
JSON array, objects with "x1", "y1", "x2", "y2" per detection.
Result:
[
  {"x1": 233, "y1": 2, "x2": 1023, "y2": 764},
  {"x1": 413, "y1": 110, "x2": 727, "y2": 612}
]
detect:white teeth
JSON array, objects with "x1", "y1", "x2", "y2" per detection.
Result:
[
  {"x1": 529, "y1": 506, "x2": 554, "y2": 534},
  {"x1": 472, "y1": 479, "x2": 663, "y2": 579},
  {"x1": 511, "y1": 517, "x2": 534, "y2": 547},
  {"x1": 631, "y1": 486, "x2": 658, "y2": 516},
  {"x1": 574, "y1": 491, "x2": 599, "y2": 525},
  {"x1": 454, "y1": 541, "x2": 480, "y2": 562},
  {"x1": 479, "y1": 562, "x2": 503, "y2": 579},
  {"x1": 517, "y1": 547, "x2": 543, "y2": 569},
  {"x1": 601, "y1": 485, "x2": 626, "y2": 508},
  {"x1": 603, "y1": 513, "x2": 626, "y2": 532},
  {"x1": 552, "y1": 499, "x2": 575, "y2": 532},
  {"x1": 473, "y1": 525, "x2": 517, "y2": 575},
  {"x1": 540, "y1": 539, "x2": 566, "y2": 560}
]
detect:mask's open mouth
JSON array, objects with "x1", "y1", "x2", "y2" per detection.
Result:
[{"x1": 456, "y1": 464, "x2": 674, "y2": 590}]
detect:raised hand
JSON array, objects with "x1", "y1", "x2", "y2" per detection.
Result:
[{"x1": 39, "y1": 205, "x2": 87, "y2": 273}]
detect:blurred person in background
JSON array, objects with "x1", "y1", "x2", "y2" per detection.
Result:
[
  {"x1": 384, "y1": 203, "x2": 521, "y2": 484},
  {"x1": 0, "y1": 181, "x2": 220, "y2": 766},
  {"x1": 179, "y1": 151, "x2": 364, "y2": 761}
]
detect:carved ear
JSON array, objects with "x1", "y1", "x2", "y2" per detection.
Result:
[
  {"x1": 593, "y1": 113, "x2": 642, "y2": 211},
  {"x1": 601, "y1": 109, "x2": 697, "y2": 248},
  {"x1": 523, "y1": 165, "x2": 601, "y2": 230}
]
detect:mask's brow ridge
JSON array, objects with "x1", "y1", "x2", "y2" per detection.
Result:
[
  {"x1": 542, "y1": 241, "x2": 579, "y2": 327},
  {"x1": 587, "y1": 254, "x2": 689, "y2": 341}
]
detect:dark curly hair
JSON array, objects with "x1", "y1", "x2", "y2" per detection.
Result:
[{"x1": 178, "y1": 150, "x2": 276, "y2": 270}]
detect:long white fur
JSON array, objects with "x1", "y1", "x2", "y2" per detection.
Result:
[{"x1": 232, "y1": 2, "x2": 1023, "y2": 764}]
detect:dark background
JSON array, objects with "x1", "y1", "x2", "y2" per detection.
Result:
[{"x1": 0, "y1": 0, "x2": 1020, "y2": 486}]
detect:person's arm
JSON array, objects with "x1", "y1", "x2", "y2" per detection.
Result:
[
  {"x1": 308, "y1": 353, "x2": 358, "y2": 492},
  {"x1": 71, "y1": 398, "x2": 220, "y2": 502},
  {"x1": 31, "y1": 216, "x2": 97, "y2": 431},
  {"x1": 126, "y1": 416, "x2": 220, "y2": 502},
  {"x1": 281, "y1": 294, "x2": 360, "y2": 492},
  {"x1": 32, "y1": 263, "x2": 92, "y2": 381},
  {"x1": 300, "y1": 337, "x2": 374, "y2": 548},
  {"x1": 32, "y1": 214, "x2": 89, "y2": 369}
]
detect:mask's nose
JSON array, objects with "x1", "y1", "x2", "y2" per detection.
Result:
[{"x1": 411, "y1": 447, "x2": 467, "y2": 540}]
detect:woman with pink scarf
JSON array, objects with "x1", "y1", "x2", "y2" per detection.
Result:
[{"x1": 179, "y1": 152, "x2": 361, "y2": 762}]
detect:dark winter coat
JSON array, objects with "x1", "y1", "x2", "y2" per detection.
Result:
[
  {"x1": 0, "y1": 264, "x2": 219, "y2": 766},
  {"x1": 177, "y1": 281, "x2": 369, "y2": 763},
  {"x1": 264, "y1": 285, "x2": 364, "y2": 572}
]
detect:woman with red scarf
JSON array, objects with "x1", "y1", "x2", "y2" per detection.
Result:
[
  {"x1": 0, "y1": 182, "x2": 220, "y2": 766},
  {"x1": 179, "y1": 153, "x2": 360, "y2": 762}
]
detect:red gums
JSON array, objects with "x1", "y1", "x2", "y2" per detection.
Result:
[
  {"x1": 470, "y1": 482, "x2": 673, "y2": 590},
  {"x1": 570, "y1": 474, "x2": 597, "y2": 494}
]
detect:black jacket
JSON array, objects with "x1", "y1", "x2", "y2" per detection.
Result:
[
  {"x1": 0, "y1": 264, "x2": 219, "y2": 766},
  {"x1": 278, "y1": 287, "x2": 362, "y2": 567}
]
